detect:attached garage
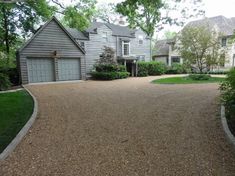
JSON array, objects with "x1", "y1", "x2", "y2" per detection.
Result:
[
  {"x1": 17, "y1": 17, "x2": 86, "y2": 84},
  {"x1": 58, "y1": 58, "x2": 80, "y2": 81},
  {"x1": 27, "y1": 58, "x2": 54, "y2": 83}
]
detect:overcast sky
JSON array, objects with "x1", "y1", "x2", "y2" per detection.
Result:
[
  {"x1": 63, "y1": 0, "x2": 235, "y2": 38},
  {"x1": 96, "y1": 0, "x2": 235, "y2": 18}
]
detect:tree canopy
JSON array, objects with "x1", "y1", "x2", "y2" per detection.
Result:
[
  {"x1": 0, "y1": 0, "x2": 56, "y2": 65},
  {"x1": 116, "y1": 0, "x2": 205, "y2": 38},
  {"x1": 179, "y1": 25, "x2": 227, "y2": 72}
]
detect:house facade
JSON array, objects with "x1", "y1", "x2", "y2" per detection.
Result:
[
  {"x1": 153, "y1": 16, "x2": 235, "y2": 69},
  {"x1": 68, "y1": 21, "x2": 151, "y2": 76},
  {"x1": 18, "y1": 17, "x2": 151, "y2": 84}
]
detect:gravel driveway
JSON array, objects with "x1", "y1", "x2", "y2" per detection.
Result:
[{"x1": 1, "y1": 76, "x2": 235, "y2": 175}]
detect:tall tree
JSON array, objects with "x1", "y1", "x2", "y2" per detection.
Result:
[
  {"x1": 52, "y1": 0, "x2": 97, "y2": 30},
  {"x1": 179, "y1": 25, "x2": 227, "y2": 73},
  {"x1": 0, "y1": 0, "x2": 55, "y2": 64},
  {"x1": 116, "y1": 0, "x2": 205, "y2": 37},
  {"x1": 96, "y1": 3, "x2": 121, "y2": 24}
]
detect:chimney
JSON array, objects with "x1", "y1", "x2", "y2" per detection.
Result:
[{"x1": 119, "y1": 16, "x2": 125, "y2": 26}]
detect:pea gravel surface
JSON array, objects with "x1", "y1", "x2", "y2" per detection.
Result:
[{"x1": 1, "y1": 76, "x2": 235, "y2": 176}]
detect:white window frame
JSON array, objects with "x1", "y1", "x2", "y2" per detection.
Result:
[
  {"x1": 138, "y1": 35, "x2": 144, "y2": 45},
  {"x1": 80, "y1": 41, "x2": 85, "y2": 49},
  {"x1": 122, "y1": 41, "x2": 130, "y2": 56},
  {"x1": 102, "y1": 32, "x2": 108, "y2": 42},
  {"x1": 222, "y1": 38, "x2": 227, "y2": 47}
]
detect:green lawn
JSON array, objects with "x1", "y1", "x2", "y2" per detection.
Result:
[
  {"x1": 152, "y1": 76, "x2": 225, "y2": 84},
  {"x1": 0, "y1": 90, "x2": 34, "y2": 153}
]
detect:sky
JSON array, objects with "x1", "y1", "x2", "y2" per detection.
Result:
[
  {"x1": 63, "y1": 0, "x2": 235, "y2": 38},
  {"x1": 97, "y1": 0, "x2": 235, "y2": 18}
]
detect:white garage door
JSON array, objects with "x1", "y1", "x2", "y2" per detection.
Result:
[
  {"x1": 27, "y1": 58, "x2": 54, "y2": 83},
  {"x1": 58, "y1": 58, "x2": 80, "y2": 81}
]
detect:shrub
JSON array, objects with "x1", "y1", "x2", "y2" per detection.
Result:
[
  {"x1": 137, "y1": 61, "x2": 149, "y2": 77},
  {"x1": 220, "y1": 68, "x2": 235, "y2": 135},
  {"x1": 148, "y1": 61, "x2": 166, "y2": 75},
  {"x1": 137, "y1": 61, "x2": 166, "y2": 77},
  {"x1": 165, "y1": 63, "x2": 189, "y2": 74},
  {"x1": 207, "y1": 70, "x2": 228, "y2": 75},
  {"x1": 116, "y1": 71, "x2": 130, "y2": 79},
  {"x1": 95, "y1": 64, "x2": 119, "y2": 72},
  {"x1": 0, "y1": 67, "x2": 19, "y2": 86},
  {"x1": 0, "y1": 73, "x2": 11, "y2": 91},
  {"x1": 91, "y1": 71, "x2": 129, "y2": 80},
  {"x1": 188, "y1": 74, "x2": 211, "y2": 80}
]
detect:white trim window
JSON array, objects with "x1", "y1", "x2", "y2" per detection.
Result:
[
  {"x1": 221, "y1": 38, "x2": 227, "y2": 47},
  {"x1": 122, "y1": 41, "x2": 130, "y2": 56},
  {"x1": 138, "y1": 35, "x2": 144, "y2": 45},
  {"x1": 80, "y1": 41, "x2": 85, "y2": 49},
  {"x1": 102, "y1": 32, "x2": 108, "y2": 42}
]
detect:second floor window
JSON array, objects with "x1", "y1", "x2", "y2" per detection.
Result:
[
  {"x1": 138, "y1": 35, "x2": 144, "y2": 44},
  {"x1": 102, "y1": 32, "x2": 108, "y2": 42},
  {"x1": 80, "y1": 42, "x2": 85, "y2": 49},
  {"x1": 222, "y1": 38, "x2": 227, "y2": 47},
  {"x1": 122, "y1": 41, "x2": 130, "y2": 56}
]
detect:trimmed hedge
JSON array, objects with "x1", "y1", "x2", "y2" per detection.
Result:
[
  {"x1": 91, "y1": 71, "x2": 129, "y2": 80},
  {"x1": 165, "y1": 63, "x2": 189, "y2": 74},
  {"x1": 188, "y1": 74, "x2": 211, "y2": 80},
  {"x1": 92, "y1": 64, "x2": 129, "y2": 80},
  {"x1": 137, "y1": 61, "x2": 166, "y2": 77},
  {"x1": 94, "y1": 64, "x2": 127, "y2": 72}
]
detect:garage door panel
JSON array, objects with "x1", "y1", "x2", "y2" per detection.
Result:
[
  {"x1": 27, "y1": 58, "x2": 54, "y2": 83},
  {"x1": 58, "y1": 58, "x2": 80, "y2": 81}
]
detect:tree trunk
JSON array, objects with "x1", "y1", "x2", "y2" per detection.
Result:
[{"x1": 2, "y1": 6, "x2": 10, "y2": 64}]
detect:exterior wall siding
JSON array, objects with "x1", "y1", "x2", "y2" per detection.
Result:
[
  {"x1": 19, "y1": 19, "x2": 86, "y2": 84},
  {"x1": 82, "y1": 25, "x2": 116, "y2": 74},
  {"x1": 130, "y1": 30, "x2": 151, "y2": 62},
  {"x1": 83, "y1": 27, "x2": 151, "y2": 74}
]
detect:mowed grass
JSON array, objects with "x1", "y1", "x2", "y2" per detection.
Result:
[
  {"x1": 0, "y1": 90, "x2": 34, "y2": 153},
  {"x1": 152, "y1": 76, "x2": 225, "y2": 84}
]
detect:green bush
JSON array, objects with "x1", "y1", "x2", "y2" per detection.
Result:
[
  {"x1": 137, "y1": 61, "x2": 166, "y2": 77},
  {"x1": 94, "y1": 64, "x2": 127, "y2": 72},
  {"x1": 207, "y1": 70, "x2": 228, "y2": 75},
  {"x1": 220, "y1": 68, "x2": 235, "y2": 135},
  {"x1": 0, "y1": 73, "x2": 11, "y2": 91},
  {"x1": 188, "y1": 74, "x2": 211, "y2": 80},
  {"x1": 0, "y1": 67, "x2": 19, "y2": 86},
  {"x1": 116, "y1": 71, "x2": 130, "y2": 79},
  {"x1": 165, "y1": 63, "x2": 189, "y2": 74},
  {"x1": 148, "y1": 61, "x2": 166, "y2": 75},
  {"x1": 91, "y1": 71, "x2": 129, "y2": 80},
  {"x1": 137, "y1": 62, "x2": 149, "y2": 77}
]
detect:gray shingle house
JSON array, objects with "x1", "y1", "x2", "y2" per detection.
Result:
[
  {"x1": 153, "y1": 16, "x2": 235, "y2": 69},
  {"x1": 18, "y1": 16, "x2": 151, "y2": 84}
]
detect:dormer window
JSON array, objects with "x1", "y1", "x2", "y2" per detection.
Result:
[
  {"x1": 138, "y1": 35, "x2": 144, "y2": 44},
  {"x1": 222, "y1": 38, "x2": 227, "y2": 47},
  {"x1": 122, "y1": 41, "x2": 130, "y2": 56},
  {"x1": 80, "y1": 42, "x2": 85, "y2": 49}
]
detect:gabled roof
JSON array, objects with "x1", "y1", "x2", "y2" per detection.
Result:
[
  {"x1": 66, "y1": 27, "x2": 89, "y2": 40},
  {"x1": 19, "y1": 16, "x2": 85, "y2": 54},
  {"x1": 186, "y1": 15, "x2": 235, "y2": 36},
  {"x1": 153, "y1": 39, "x2": 172, "y2": 56},
  {"x1": 86, "y1": 21, "x2": 136, "y2": 38}
]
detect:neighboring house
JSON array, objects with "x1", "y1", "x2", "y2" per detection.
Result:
[
  {"x1": 18, "y1": 17, "x2": 151, "y2": 84},
  {"x1": 153, "y1": 15, "x2": 235, "y2": 69},
  {"x1": 152, "y1": 39, "x2": 183, "y2": 66}
]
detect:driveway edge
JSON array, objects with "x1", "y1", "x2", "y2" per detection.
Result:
[
  {"x1": 221, "y1": 105, "x2": 235, "y2": 150},
  {"x1": 0, "y1": 86, "x2": 38, "y2": 161}
]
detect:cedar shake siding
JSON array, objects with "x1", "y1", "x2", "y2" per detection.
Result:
[{"x1": 18, "y1": 17, "x2": 86, "y2": 84}]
